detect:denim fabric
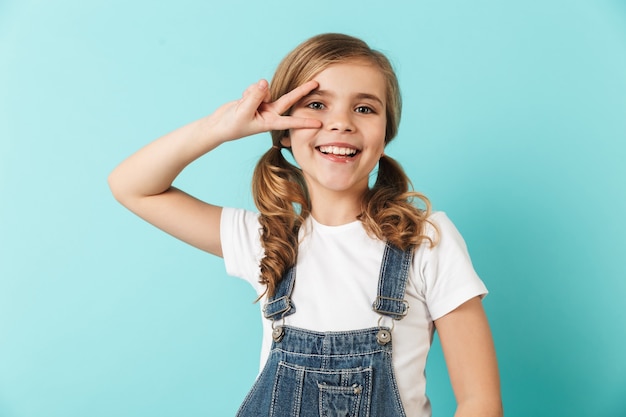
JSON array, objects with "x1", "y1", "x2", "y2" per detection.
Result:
[
  {"x1": 263, "y1": 267, "x2": 297, "y2": 320},
  {"x1": 236, "y1": 326, "x2": 406, "y2": 417},
  {"x1": 239, "y1": 243, "x2": 412, "y2": 417},
  {"x1": 371, "y1": 243, "x2": 413, "y2": 320}
]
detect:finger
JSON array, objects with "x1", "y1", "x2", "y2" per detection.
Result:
[
  {"x1": 240, "y1": 81, "x2": 258, "y2": 99},
  {"x1": 271, "y1": 115, "x2": 322, "y2": 131},
  {"x1": 237, "y1": 79, "x2": 269, "y2": 116},
  {"x1": 262, "y1": 86, "x2": 272, "y2": 103},
  {"x1": 271, "y1": 80, "x2": 319, "y2": 115}
]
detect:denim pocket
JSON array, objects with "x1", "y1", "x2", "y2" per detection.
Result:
[
  {"x1": 269, "y1": 361, "x2": 372, "y2": 417},
  {"x1": 318, "y1": 376, "x2": 370, "y2": 417}
]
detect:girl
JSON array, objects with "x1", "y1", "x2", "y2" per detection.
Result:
[{"x1": 108, "y1": 33, "x2": 502, "y2": 417}]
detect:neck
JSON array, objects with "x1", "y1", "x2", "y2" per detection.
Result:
[{"x1": 308, "y1": 189, "x2": 365, "y2": 226}]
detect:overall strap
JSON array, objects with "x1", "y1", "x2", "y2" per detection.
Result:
[
  {"x1": 263, "y1": 267, "x2": 296, "y2": 321},
  {"x1": 372, "y1": 242, "x2": 413, "y2": 320}
]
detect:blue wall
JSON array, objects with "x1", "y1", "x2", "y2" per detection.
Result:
[{"x1": 1, "y1": 1, "x2": 625, "y2": 416}]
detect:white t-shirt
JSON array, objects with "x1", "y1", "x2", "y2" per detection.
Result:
[{"x1": 220, "y1": 208, "x2": 487, "y2": 417}]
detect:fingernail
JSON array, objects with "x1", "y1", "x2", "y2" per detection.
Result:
[{"x1": 258, "y1": 79, "x2": 268, "y2": 90}]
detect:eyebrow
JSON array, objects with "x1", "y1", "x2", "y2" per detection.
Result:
[{"x1": 305, "y1": 89, "x2": 384, "y2": 107}]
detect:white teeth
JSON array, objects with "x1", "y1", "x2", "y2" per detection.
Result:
[{"x1": 319, "y1": 145, "x2": 358, "y2": 156}]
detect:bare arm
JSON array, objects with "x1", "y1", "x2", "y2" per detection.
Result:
[
  {"x1": 108, "y1": 79, "x2": 321, "y2": 257},
  {"x1": 435, "y1": 297, "x2": 503, "y2": 417}
]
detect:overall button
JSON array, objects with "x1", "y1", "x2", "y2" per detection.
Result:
[
  {"x1": 272, "y1": 326, "x2": 285, "y2": 342},
  {"x1": 376, "y1": 329, "x2": 391, "y2": 345}
]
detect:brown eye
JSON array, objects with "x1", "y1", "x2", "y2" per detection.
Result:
[{"x1": 355, "y1": 106, "x2": 374, "y2": 114}]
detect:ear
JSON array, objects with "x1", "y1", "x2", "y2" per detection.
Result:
[{"x1": 280, "y1": 135, "x2": 291, "y2": 148}]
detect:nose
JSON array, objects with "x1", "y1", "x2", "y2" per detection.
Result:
[{"x1": 325, "y1": 107, "x2": 354, "y2": 132}]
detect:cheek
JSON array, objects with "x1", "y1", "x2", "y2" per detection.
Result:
[
  {"x1": 372, "y1": 123, "x2": 387, "y2": 149},
  {"x1": 284, "y1": 133, "x2": 312, "y2": 162},
  {"x1": 283, "y1": 126, "x2": 311, "y2": 148}
]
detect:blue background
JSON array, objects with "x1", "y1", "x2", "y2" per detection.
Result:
[{"x1": 1, "y1": 0, "x2": 625, "y2": 416}]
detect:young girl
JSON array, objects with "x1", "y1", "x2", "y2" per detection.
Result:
[{"x1": 109, "y1": 33, "x2": 502, "y2": 417}]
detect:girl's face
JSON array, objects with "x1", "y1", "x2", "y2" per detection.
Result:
[{"x1": 283, "y1": 60, "x2": 387, "y2": 203}]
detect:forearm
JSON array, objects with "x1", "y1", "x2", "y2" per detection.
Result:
[
  {"x1": 455, "y1": 399, "x2": 503, "y2": 417},
  {"x1": 451, "y1": 361, "x2": 503, "y2": 417},
  {"x1": 108, "y1": 115, "x2": 226, "y2": 204},
  {"x1": 436, "y1": 298, "x2": 503, "y2": 417}
]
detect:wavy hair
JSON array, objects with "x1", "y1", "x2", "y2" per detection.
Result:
[{"x1": 252, "y1": 33, "x2": 437, "y2": 298}]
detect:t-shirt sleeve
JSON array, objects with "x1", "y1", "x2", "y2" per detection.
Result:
[
  {"x1": 220, "y1": 207, "x2": 265, "y2": 295},
  {"x1": 419, "y1": 212, "x2": 488, "y2": 321}
]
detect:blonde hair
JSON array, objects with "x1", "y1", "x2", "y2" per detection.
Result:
[{"x1": 252, "y1": 33, "x2": 436, "y2": 298}]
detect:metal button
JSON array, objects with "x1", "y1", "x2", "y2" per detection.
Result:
[
  {"x1": 376, "y1": 329, "x2": 391, "y2": 345},
  {"x1": 272, "y1": 326, "x2": 285, "y2": 342}
]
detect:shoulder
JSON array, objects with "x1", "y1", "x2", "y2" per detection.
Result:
[
  {"x1": 415, "y1": 210, "x2": 475, "y2": 266},
  {"x1": 220, "y1": 206, "x2": 262, "y2": 252},
  {"x1": 221, "y1": 206, "x2": 260, "y2": 225},
  {"x1": 220, "y1": 207, "x2": 262, "y2": 239},
  {"x1": 424, "y1": 211, "x2": 470, "y2": 250},
  {"x1": 412, "y1": 211, "x2": 487, "y2": 319},
  {"x1": 220, "y1": 207, "x2": 265, "y2": 289}
]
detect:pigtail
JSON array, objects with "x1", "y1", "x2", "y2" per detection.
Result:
[
  {"x1": 252, "y1": 146, "x2": 309, "y2": 298},
  {"x1": 359, "y1": 155, "x2": 437, "y2": 250}
]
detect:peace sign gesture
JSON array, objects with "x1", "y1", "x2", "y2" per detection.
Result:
[{"x1": 209, "y1": 79, "x2": 322, "y2": 142}]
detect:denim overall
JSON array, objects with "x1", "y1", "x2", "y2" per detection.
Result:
[{"x1": 236, "y1": 242, "x2": 412, "y2": 417}]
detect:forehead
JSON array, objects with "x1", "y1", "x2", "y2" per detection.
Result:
[{"x1": 309, "y1": 61, "x2": 387, "y2": 100}]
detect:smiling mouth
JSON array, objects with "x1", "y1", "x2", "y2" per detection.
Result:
[{"x1": 317, "y1": 145, "x2": 359, "y2": 157}]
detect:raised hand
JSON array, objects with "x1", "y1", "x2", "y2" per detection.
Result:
[
  {"x1": 108, "y1": 78, "x2": 324, "y2": 257},
  {"x1": 209, "y1": 79, "x2": 322, "y2": 142}
]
